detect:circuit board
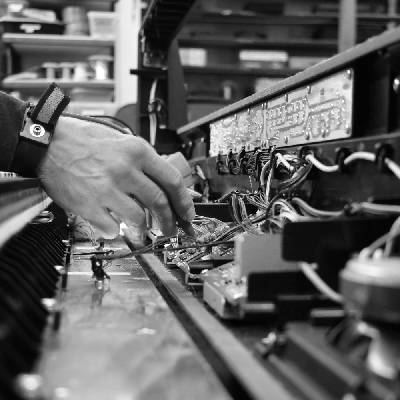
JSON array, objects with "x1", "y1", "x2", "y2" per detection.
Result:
[{"x1": 209, "y1": 69, "x2": 353, "y2": 156}]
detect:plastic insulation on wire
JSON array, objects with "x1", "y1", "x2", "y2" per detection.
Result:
[
  {"x1": 385, "y1": 158, "x2": 400, "y2": 179},
  {"x1": 276, "y1": 153, "x2": 294, "y2": 172},
  {"x1": 100, "y1": 239, "x2": 235, "y2": 260},
  {"x1": 148, "y1": 79, "x2": 159, "y2": 146},
  {"x1": 277, "y1": 162, "x2": 313, "y2": 191},
  {"x1": 305, "y1": 153, "x2": 339, "y2": 173},
  {"x1": 306, "y1": 151, "x2": 400, "y2": 180},
  {"x1": 265, "y1": 164, "x2": 274, "y2": 204},
  {"x1": 305, "y1": 151, "x2": 375, "y2": 172},
  {"x1": 259, "y1": 160, "x2": 271, "y2": 186},
  {"x1": 343, "y1": 151, "x2": 375, "y2": 164},
  {"x1": 298, "y1": 262, "x2": 343, "y2": 304},
  {"x1": 291, "y1": 197, "x2": 343, "y2": 218},
  {"x1": 358, "y1": 233, "x2": 391, "y2": 259},
  {"x1": 358, "y1": 216, "x2": 400, "y2": 258},
  {"x1": 357, "y1": 202, "x2": 400, "y2": 215},
  {"x1": 384, "y1": 215, "x2": 400, "y2": 256}
]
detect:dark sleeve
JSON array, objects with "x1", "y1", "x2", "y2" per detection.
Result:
[{"x1": 0, "y1": 91, "x2": 28, "y2": 171}]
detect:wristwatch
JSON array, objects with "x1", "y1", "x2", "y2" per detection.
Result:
[{"x1": 11, "y1": 83, "x2": 70, "y2": 177}]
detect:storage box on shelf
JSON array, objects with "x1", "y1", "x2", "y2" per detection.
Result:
[{"x1": 1, "y1": 0, "x2": 117, "y2": 114}]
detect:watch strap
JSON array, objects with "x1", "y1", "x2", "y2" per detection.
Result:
[
  {"x1": 11, "y1": 84, "x2": 70, "y2": 177},
  {"x1": 29, "y1": 82, "x2": 70, "y2": 131}
]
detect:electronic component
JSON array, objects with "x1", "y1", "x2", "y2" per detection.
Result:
[{"x1": 209, "y1": 69, "x2": 353, "y2": 156}]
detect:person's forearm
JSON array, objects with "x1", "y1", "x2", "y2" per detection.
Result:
[{"x1": 0, "y1": 92, "x2": 28, "y2": 172}]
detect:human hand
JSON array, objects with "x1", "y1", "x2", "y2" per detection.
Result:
[{"x1": 39, "y1": 116, "x2": 195, "y2": 238}]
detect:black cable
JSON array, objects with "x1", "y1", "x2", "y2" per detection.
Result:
[
  {"x1": 63, "y1": 112, "x2": 135, "y2": 136},
  {"x1": 277, "y1": 162, "x2": 313, "y2": 191},
  {"x1": 89, "y1": 115, "x2": 135, "y2": 135},
  {"x1": 98, "y1": 239, "x2": 234, "y2": 260},
  {"x1": 74, "y1": 250, "x2": 115, "y2": 256}
]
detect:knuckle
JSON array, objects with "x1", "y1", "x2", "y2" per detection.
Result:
[{"x1": 170, "y1": 171, "x2": 184, "y2": 189}]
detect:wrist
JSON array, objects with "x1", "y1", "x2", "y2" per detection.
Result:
[{"x1": 10, "y1": 84, "x2": 70, "y2": 177}]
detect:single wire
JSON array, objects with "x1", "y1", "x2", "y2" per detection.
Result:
[
  {"x1": 384, "y1": 216, "x2": 400, "y2": 256},
  {"x1": 298, "y1": 262, "x2": 343, "y2": 304},
  {"x1": 63, "y1": 112, "x2": 132, "y2": 136},
  {"x1": 306, "y1": 151, "x2": 400, "y2": 181},
  {"x1": 89, "y1": 115, "x2": 134, "y2": 135},
  {"x1": 358, "y1": 202, "x2": 400, "y2": 214},
  {"x1": 385, "y1": 158, "x2": 400, "y2": 179},
  {"x1": 343, "y1": 151, "x2": 375, "y2": 165},
  {"x1": 265, "y1": 167, "x2": 274, "y2": 204},
  {"x1": 358, "y1": 233, "x2": 391, "y2": 259},
  {"x1": 291, "y1": 197, "x2": 343, "y2": 217},
  {"x1": 259, "y1": 160, "x2": 271, "y2": 186},
  {"x1": 100, "y1": 240, "x2": 234, "y2": 260},
  {"x1": 305, "y1": 154, "x2": 339, "y2": 173},
  {"x1": 276, "y1": 153, "x2": 294, "y2": 171}
]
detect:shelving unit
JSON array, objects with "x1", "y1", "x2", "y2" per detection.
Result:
[
  {"x1": 136, "y1": 0, "x2": 400, "y2": 146},
  {"x1": 0, "y1": 0, "x2": 119, "y2": 114}
]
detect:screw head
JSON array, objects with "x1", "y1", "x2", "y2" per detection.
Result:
[{"x1": 30, "y1": 124, "x2": 45, "y2": 138}]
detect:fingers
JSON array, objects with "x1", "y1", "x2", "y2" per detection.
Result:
[
  {"x1": 79, "y1": 205, "x2": 120, "y2": 239},
  {"x1": 142, "y1": 151, "x2": 195, "y2": 223},
  {"x1": 104, "y1": 191, "x2": 146, "y2": 229},
  {"x1": 123, "y1": 173, "x2": 178, "y2": 236}
]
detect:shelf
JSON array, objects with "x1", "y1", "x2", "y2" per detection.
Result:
[
  {"x1": 179, "y1": 38, "x2": 337, "y2": 55},
  {"x1": 187, "y1": 12, "x2": 400, "y2": 27},
  {"x1": 188, "y1": 12, "x2": 339, "y2": 26},
  {"x1": 2, "y1": 34, "x2": 113, "y2": 54},
  {"x1": 183, "y1": 66, "x2": 299, "y2": 78},
  {"x1": 27, "y1": 0, "x2": 114, "y2": 11},
  {"x1": 2, "y1": 79, "x2": 114, "y2": 90}
]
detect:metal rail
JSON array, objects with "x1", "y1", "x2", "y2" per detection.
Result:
[{"x1": 138, "y1": 253, "x2": 295, "y2": 400}]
